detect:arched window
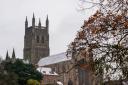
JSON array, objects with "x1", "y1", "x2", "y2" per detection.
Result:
[
  {"x1": 36, "y1": 35, "x2": 39, "y2": 43},
  {"x1": 41, "y1": 36, "x2": 44, "y2": 43}
]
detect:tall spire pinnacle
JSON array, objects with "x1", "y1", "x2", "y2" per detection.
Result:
[
  {"x1": 33, "y1": 13, "x2": 35, "y2": 19},
  {"x1": 12, "y1": 48, "x2": 16, "y2": 59},
  {"x1": 47, "y1": 14, "x2": 48, "y2": 19},
  {"x1": 46, "y1": 15, "x2": 49, "y2": 22},
  {"x1": 38, "y1": 18, "x2": 41, "y2": 28},
  {"x1": 46, "y1": 14, "x2": 49, "y2": 32},
  {"x1": 25, "y1": 16, "x2": 28, "y2": 29},
  {"x1": 6, "y1": 50, "x2": 10, "y2": 61},
  {"x1": 25, "y1": 16, "x2": 28, "y2": 22},
  {"x1": 32, "y1": 13, "x2": 35, "y2": 27}
]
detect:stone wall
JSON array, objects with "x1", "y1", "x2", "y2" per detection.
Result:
[
  {"x1": 42, "y1": 52, "x2": 92, "y2": 85},
  {"x1": 42, "y1": 75, "x2": 58, "y2": 85}
]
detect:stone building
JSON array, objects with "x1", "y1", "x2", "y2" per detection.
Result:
[
  {"x1": 38, "y1": 52, "x2": 91, "y2": 85},
  {"x1": 37, "y1": 67, "x2": 58, "y2": 85},
  {"x1": 23, "y1": 14, "x2": 91, "y2": 85},
  {"x1": 68, "y1": 50, "x2": 92, "y2": 85},
  {"x1": 23, "y1": 14, "x2": 50, "y2": 64},
  {"x1": 38, "y1": 52, "x2": 71, "y2": 85}
]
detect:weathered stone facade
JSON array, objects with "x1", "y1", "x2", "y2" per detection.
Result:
[
  {"x1": 62, "y1": 52, "x2": 92, "y2": 85},
  {"x1": 38, "y1": 52, "x2": 92, "y2": 85},
  {"x1": 44, "y1": 60, "x2": 72, "y2": 84},
  {"x1": 24, "y1": 14, "x2": 50, "y2": 64},
  {"x1": 37, "y1": 67, "x2": 58, "y2": 85},
  {"x1": 46, "y1": 59, "x2": 91, "y2": 85}
]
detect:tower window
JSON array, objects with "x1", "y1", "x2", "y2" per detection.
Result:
[
  {"x1": 41, "y1": 36, "x2": 44, "y2": 43},
  {"x1": 36, "y1": 36, "x2": 39, "y2": 43}
]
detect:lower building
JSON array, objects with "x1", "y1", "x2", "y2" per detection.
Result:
[
  {"x1": 38, "y1": 52, "x2": 91, "y2": 85},
  {"x1": 37, "y1": 67, "x2": 59, "y2": 85}
]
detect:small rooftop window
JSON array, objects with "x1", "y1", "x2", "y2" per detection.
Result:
[
  {"x1": 49, "y1": 71, "x2": 54, "y2": 74},
  {"x1": 43, "y1": 71, "x2": 46, "y2": 73}
]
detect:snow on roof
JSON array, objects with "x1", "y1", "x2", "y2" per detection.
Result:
[
  {"x1": 38, "y1": 52, "x2": 71, "y2": 66},
  {"x1": 37, "y1": 67, "x2": 58, "y2": 76},
  {"x1": 57, "y1": 81, "x2": 63, "y2": 85}
]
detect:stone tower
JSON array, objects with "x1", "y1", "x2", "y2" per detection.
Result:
[{"x1": 24, "y1": 13, "x2": 50, "y2": 64}]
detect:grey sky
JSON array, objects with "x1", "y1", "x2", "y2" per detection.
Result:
[{"x1": 0, "y1": 0, "x2": 96, "y2": 59}]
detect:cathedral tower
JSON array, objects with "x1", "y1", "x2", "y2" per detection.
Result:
[{"x1": 24, "y1": 14, "x2": 50, "y2": 64}]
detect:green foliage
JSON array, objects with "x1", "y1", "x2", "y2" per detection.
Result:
[
  {"x1": 0, "y1": 66, "x2": 19, "y2": 85},
  {"x1": 2, "y1": 59, "x2": 42, "y2": 85}
]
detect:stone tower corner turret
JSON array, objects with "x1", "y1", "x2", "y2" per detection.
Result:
[
  {"x1": 46, "y1": 15, "x2": 49, "y2": 32},
  {"x1": 32, "y1": 13, "x2": 35, "y2": 27},
  {"x1": 25, "y1": 16, "x2": 28, "y2": 29}
]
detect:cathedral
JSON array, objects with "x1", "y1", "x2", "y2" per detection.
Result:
[
  {"x1": 23, "y1": 14, "x2": 91, "y2": 85},
  {"x1": 23, "y1": 14, "x2": 50, "y2": 64}
]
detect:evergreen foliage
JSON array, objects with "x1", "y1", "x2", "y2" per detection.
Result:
[{"x1": 0, "y1": 59, "x2": 42, "y2": 85}]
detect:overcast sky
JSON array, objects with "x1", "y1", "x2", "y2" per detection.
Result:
[{"x1": 0, "y1": 0, "x2": 96, "y2": 59}]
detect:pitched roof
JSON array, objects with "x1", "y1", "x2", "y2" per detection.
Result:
[{"x1": 38, "y1": 52, "x2": 71, "y2": 66}]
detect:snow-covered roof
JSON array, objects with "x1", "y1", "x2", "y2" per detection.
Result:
[
  {"x1": 38, "y1": 52, "x2": 71, "y2": 66},
  {"x1": 37, "y1": 67, "x2": 58, "y2": 76},
  {"x1": 57, "y1": 81, "x2": 63, "y2": 85}
]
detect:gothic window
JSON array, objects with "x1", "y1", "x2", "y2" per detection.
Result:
[
  {"x1": 41, "y1": 36, "x2": 44, "y2": 43},
  {"x1": 36, "y1": 35, "x2": 39, "y2": 43}
]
